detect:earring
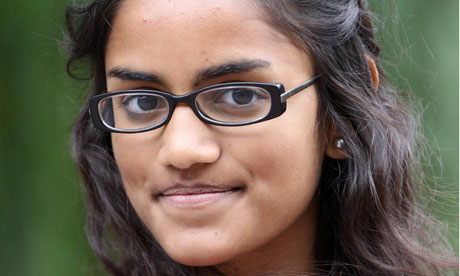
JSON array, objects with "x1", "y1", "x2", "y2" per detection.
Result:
[{"x1": 335, "y1": 138, "x2": 345, "y2": 150}]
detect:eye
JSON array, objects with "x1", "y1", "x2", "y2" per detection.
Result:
[
  {"x1": 218, "y1": 88, "x2": 258, "y2": 105},
  {"x1": 195, "y1": 86, "x2": 272, "y2": 123},
  {"x1": 122, "y1": 95, "x2": 162, "y2": 113}
]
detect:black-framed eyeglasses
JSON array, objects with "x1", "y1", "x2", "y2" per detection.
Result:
[{"x1": 89, "y1": 75, "x2": 318, "y2": 133}]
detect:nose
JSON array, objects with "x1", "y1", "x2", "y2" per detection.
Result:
[{"x1": 157, "y1": 105, "x2": 221, "y2": 170}]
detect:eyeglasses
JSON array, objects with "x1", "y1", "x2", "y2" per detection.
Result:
[{"x1": 89, "y1": 75, "x2": 318, "y2": 133}]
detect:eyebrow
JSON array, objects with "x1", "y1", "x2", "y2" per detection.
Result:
[
  {"x1": 194, "y1": 59, "x2": 270, "y2": 85},
  {"x1": 107, "y1": 67, "x2": 163, "y2": 84},
  {"x1": 107, "y1": 59, "x2": 271, "y2": 87}
]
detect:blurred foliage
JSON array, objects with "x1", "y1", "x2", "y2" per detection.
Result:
[
  {"x1": 370, "y1": 0, "x2": 459, "y2": 252},
  {"x1": 0, "y1": 0, "x2": 457, "y2": 275}
]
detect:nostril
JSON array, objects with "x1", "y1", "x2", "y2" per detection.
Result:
[
  {"x1": 157, "y1": 139, "x2": 221, "y2": 169},
  {"x1": 156, "y1": 107, "x2": 221, "y2": 169}
]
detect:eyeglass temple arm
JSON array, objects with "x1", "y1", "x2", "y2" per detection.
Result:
[{"x1": 280, "y1": 75, "x2": 319, "y2": 103}]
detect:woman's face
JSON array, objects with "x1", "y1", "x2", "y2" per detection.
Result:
[{"x1": 105, "y1": 0, "x2": 330, "y2": 273}]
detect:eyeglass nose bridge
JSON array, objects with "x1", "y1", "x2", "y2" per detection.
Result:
[
  {"x1": 160, "y1": 87, "x2": 226, "y2": 126},
  {"x1": 160, "y1": 90, "x2": 209, "y2": 127}
]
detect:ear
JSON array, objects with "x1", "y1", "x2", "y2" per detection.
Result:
[
  {"x1": 367, "y1": 55, "x2": 379, "y2": 90},
  {"x1": 325, "y1": 125, "x2": 348, "y2": 160}
]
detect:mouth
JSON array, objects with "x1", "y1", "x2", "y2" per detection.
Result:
[{"x1": 154, "y1": 184, "x2": 245, "y2": 208}]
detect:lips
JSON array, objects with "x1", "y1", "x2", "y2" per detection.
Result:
[
  {"x1": 161, "y1": 186, "x2": 239, "y2": 196},
  {"x1": 155, "y1": 184, "x2": 244, "y2": 207}
]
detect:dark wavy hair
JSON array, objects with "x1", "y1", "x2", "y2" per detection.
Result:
[{"x1": 64, "y1": 0, "x2": 458, "y2": 275}]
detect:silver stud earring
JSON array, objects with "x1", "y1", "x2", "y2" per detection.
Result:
[{"x1": 335, "y1": 138, "x2": 345, "y2": 149}]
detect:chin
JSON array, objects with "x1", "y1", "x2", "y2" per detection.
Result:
[
  {"x1": 169, "y1": 249, "x2": 232, "y2": 267},
  {"x1": 161, "y1": 237, "x2": 240, "y2": 267}
]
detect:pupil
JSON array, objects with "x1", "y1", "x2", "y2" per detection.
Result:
[
  {"x1": 138, "y1": 96, "x2": 158, "y2": 110},
  {"x1": 232, "y1": 89, "x2": 253, "y2": 105}
]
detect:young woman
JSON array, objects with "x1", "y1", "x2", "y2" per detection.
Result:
[{"x1": 64, "y1": 0, "x2": 458, "y2": 275}]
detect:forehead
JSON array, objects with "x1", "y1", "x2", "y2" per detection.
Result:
[
  {"x1": 108, "y1": 1, "x2": 290, "y2": 57},
  {"x1": 117, "y1": 0, "x2": 260, "y2": 23},
  {"x1": 113, "y1": 0, "x2": 264, "y2": 34},
  {"x1": 105, "y1": 0, "x2": 311, "y2": 90},
  {"x1": 109, "y1": 0, "x2": 288, "y2": 50}
]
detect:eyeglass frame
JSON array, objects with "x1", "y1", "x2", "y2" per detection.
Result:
[{"x1": 88, "y1": 75, "x2": 319, "y2": 133}]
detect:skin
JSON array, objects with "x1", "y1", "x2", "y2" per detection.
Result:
[{"x1": 105, "y1": 0, "x2": 343, "y2": 275}]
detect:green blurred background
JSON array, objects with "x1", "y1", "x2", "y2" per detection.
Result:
[{"x1": 0, "y1": 1, "x2": 457, "y2": 275}]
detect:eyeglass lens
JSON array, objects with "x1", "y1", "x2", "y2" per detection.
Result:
[{"x1": 98, "y1": 86, "x2": 273, "y2": 131}]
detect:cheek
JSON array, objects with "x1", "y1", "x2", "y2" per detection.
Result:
[
  {"x1": 111, "y1": 133, "x2": 163, "y2": 225},
  {"x1": 218, "y1": 120, "x2": 323, "y2": 256},
  {"x1": 234, "y1": 114, "x2": 322, "y2": 187},
  {"x1": 113, "y1": 134, "x2": 141, "y2": 181},
  {"x1": 111, "y1": 133, "x2": 158, "y2": 195},
  {"x1": 229, "y1": 117, "x2": 323, "y2": 213},
  {"x1": 232, "y1": 95, "x2": 323, "y2": 219}
]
